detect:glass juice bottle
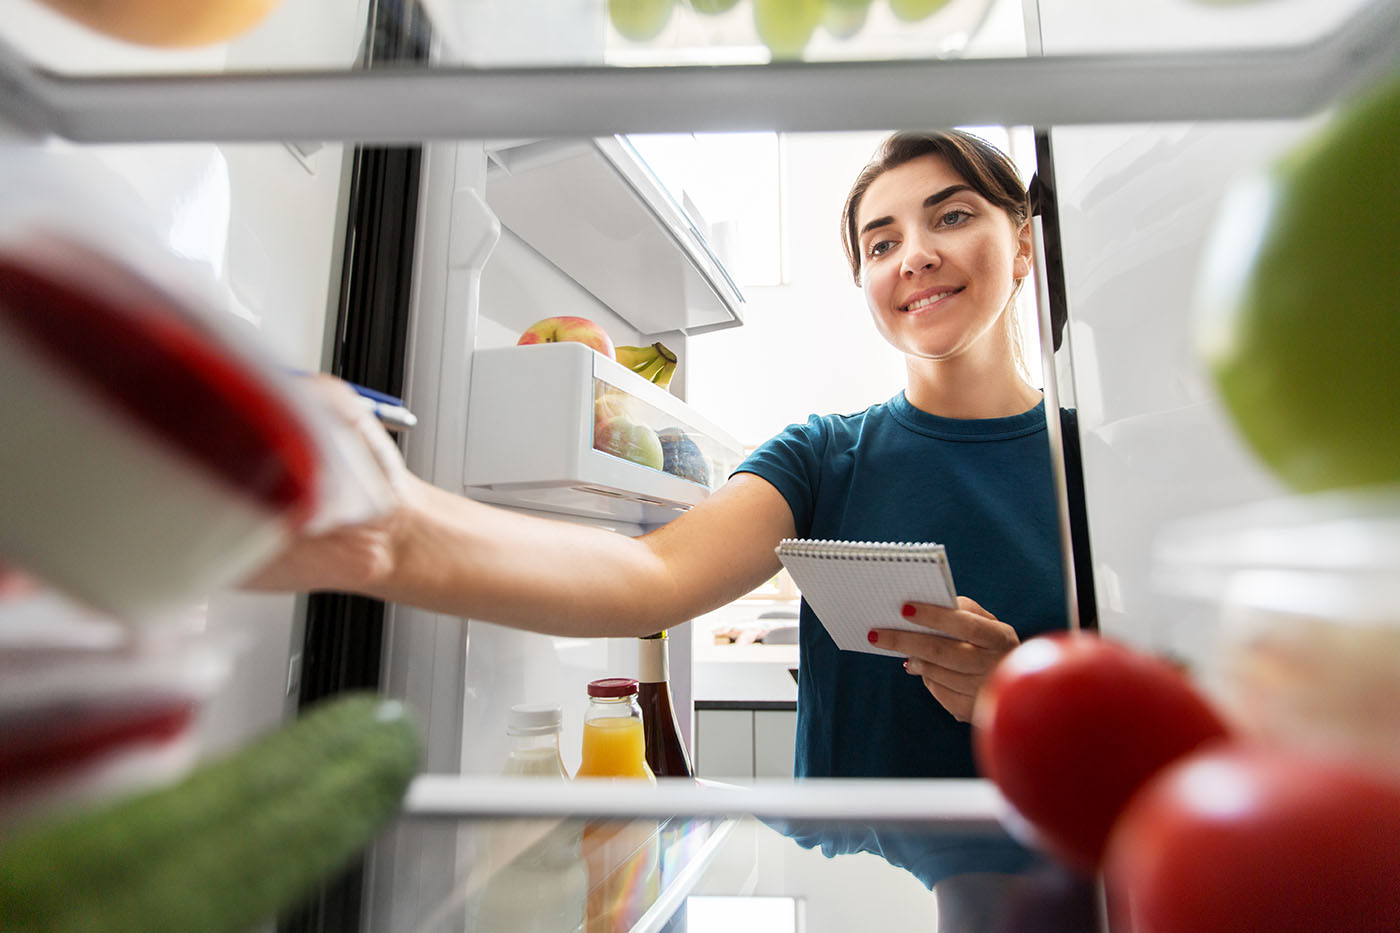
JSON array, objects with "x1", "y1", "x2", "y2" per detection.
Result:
[
  {"x1": 501, "y1": 704, "x2": 570, "y2": 779},
  {"x1": 637, "y1": 631, "x2": 694, "y2": 778},
  {"x1": 575, "y1": 678, "x2": 656, "y2": 782},
  {"x1": 575, "y1": 680, "x2": 660, "y2": 931}
]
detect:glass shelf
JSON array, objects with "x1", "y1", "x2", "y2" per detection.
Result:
[
  {"x1": 0, "y1": 0, "x2": 1395, "y2": 143},
  {"x1": 387, "y1": 776, "x2": 1101, "y2": 932}
]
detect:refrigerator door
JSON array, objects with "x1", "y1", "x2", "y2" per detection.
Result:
[{"x1": 2, "y1": 2, "x2": 1396, "y2": 932}]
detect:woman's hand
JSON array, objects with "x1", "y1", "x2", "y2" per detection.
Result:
[
  {"x1": 869, "y1": 596, "x2": 1019, "y2": 723},
  {"x1": 241, "y1": 375, "x2": 413, "y2": 597}
]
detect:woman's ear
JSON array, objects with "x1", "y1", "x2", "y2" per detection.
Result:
[{"x1": 1012, "y1": 221, "x2": 1034, "y2": 280}]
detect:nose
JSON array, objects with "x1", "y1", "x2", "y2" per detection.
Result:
[{"x1": 900, "y1": 233, "x2": 939, "y2": 277}]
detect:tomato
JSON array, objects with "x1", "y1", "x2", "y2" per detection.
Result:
[
  {"x1": 972, "y1": 633, "x2": 1231, "y2": 875},
  {"x1": 1104, "y1": 745, "x2": 1400, "y2": 932}
]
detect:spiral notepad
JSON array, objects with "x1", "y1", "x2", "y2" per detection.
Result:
[{"x1": 775, "y1": 539, "x2": 958, "y2": 657}]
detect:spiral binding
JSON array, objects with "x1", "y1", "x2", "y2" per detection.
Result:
[{"x1": 776, "y1": 538, "x2": 947, "y2": 562}]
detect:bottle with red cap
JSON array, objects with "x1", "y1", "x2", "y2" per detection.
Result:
[{"x1": 574, "y1": 678, "x2": 655, "y2": 782}]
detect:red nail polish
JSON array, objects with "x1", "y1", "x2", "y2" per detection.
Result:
[
  {"x1": 867, "y1": 630, "x2": 879, "y2": 644},
  {"x1": 903, "y1": 659, "x2": 909, "y2": 671},
  {"x1": 901, "y1": 603, "x2": 916, "y2": 618}
]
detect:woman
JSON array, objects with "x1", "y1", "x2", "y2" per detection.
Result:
[{"x1": 253, "y1": 129, "x2": 1070, "y2": 783}]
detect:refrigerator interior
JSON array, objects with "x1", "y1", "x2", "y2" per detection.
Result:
[{"x1": 0, "y1": 0, "x2": 1395, "y2": 930}]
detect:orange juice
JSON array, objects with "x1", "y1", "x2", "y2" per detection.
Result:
[{"x1": 576, "y1": 717, "x2": 655, "y2": 780}]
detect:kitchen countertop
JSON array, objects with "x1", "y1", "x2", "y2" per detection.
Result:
[{"x1": 692, "y1": 601, "x2": 799, "y2": 708}]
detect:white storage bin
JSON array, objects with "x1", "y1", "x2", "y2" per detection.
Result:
[{"x1": 464, "y1": 342, "x2": 745, "y2": 524}]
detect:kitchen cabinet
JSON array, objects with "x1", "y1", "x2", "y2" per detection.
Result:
[
  {"x1": 695, "y1": 707, "x2": 798, "y2": 781},
  {"x1": 2, "y1": 1, "x2": 1396, "y2": 931}
]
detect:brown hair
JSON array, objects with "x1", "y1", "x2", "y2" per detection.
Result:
[{"x1": 841, "y1": 130, "x2": 1030, "y2": 286}]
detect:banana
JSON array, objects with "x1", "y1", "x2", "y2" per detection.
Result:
[
  {"x1": 616, "y1": 342, "x2": 677, "y2": 375},
  {"x1": 615, "y1": 343, "x2": 662, "y2": 373},
  {"x1": 614, "y1": 342, "x2": 679, "y2": 389},
  {"x1": 636, "y1": 354, "x2": 668, "y2": 383},
  {"x1": 652, "y1": 357, "x2": 677, "y2": 389}
]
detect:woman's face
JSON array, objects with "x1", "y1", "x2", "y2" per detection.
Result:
[{"x1": 855, "y1": 154, "x2": 1031, "y2": 366}]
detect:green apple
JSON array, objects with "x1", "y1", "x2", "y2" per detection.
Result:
[
  {"x1": 888, "y1": 0, "x2": 951, "y2": 23},
  {"x1": 753, "y1": 0, "x2": 824, "y2": 60},
  {"x1": 593, "y1": 396, "x2": 663, "y2": 470},
  {"x1": 823, "y1": 0, "x2": 872, "y2": 39},
  {"x1": 1194, "y1": 73, "x2": 1400, "y2": 493},
  {"x1": 594, "y1": 412, "x2": 665, "y2": 471},
  {"x1": 689, "y1": 0, "x2": 741, "y2": 14},
  {"x1": 609, "y1": 0, "x2": 675, "y2": 41}
]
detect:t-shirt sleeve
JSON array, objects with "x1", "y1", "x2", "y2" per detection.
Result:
[{"x1": 730, "y1": 415, "x2": 827, "y2": 537}]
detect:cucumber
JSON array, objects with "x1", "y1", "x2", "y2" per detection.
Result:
[{"x1": 0, "y1": 692, "x2": 419, "y2": 933}]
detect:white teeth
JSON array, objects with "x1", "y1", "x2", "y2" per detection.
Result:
[{"x1": 904, "y1": 289, "x2": 957, "y2": 312}]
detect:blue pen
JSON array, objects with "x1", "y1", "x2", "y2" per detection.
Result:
[
  {"x1": 291, "y1": 370, "x2": 417, "y2": 432},
  {"x1": 346, "y1": 381, "x2": 417, "y2": 432}
]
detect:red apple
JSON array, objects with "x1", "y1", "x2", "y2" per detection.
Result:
[{"x1": 517, "y1": 316, "x2": 616, "y2": 360}]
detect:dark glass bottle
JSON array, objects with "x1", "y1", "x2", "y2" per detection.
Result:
[{"x1": 636, "y1": 631, "x2": 694, "y2": 778}]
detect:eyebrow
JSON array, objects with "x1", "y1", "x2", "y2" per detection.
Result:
[{"x1": 858, "y1": 184, "x2": 977, "y2": 238}]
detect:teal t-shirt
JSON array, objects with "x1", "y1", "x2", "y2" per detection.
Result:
[{"x1": 736, "y1": 392, "x2": 1069, "y2": 779}]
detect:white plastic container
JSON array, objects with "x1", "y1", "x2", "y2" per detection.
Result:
[
  {"x1": 1153, "y1": 488, "x2": 1400, "y2": 778},
  {"x1": 464, "y1": 342, "x2": 744, "y2": 524},
  {"x1": 0, "y1": 598, "x2": 238, "y2": 827},
  {"x1": 0, "y1": 145, "x2": 394, "y2": 620}
]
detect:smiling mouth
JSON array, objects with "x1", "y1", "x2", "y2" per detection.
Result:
[{"x1": 900, "y1": 287, "x2": 963, "y2": 312}]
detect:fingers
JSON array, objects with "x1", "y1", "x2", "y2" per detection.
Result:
[
  {"x1": 309, "y1": 373, "x2": 369, "y2": 424},
  {"x1": 890, "y1": 598, "x2": 1018, "y2": 652},
  {"x1": 873, "y1": 630, "x2": 993, "y2": 674},
  {"x1": 904, "y1": 657, "x2": 983, "y2": 695},
  {"x1": 914, "y1": 671, "x2": 978, "y2": 723},
  {"x1": 863, "y1": 596, "x2": 1021, "y2": 724},
  {"x1": 301, "y1": 373, "x2": 411, "y2": 496}
]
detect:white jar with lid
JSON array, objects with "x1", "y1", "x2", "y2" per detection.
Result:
[{"x1": 502, "y1": 704, "x2": 570, "y2": 779}]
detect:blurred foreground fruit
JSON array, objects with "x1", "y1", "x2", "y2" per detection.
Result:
[
  {"x1": 973, "y1": 633, "x2": 1231, "y2": 875},
  {"x1": 888, "y1": 0, "x2": 952, "y2": 22},
  {"x1": 689, "y1": 0, "x2": 741, "y2": 13},
  {"x1": 1104, "y1": 745, "x2": 1400, "y2": 932},
  {"x1": 609, "y1": 0, "x2": 675, "y2": 40},
  {"x1": 753, "y1": 0, "x2": 824, "y2": 59},
  {"x1": 823, "y1": 0, "x2": 872, "y2": 38},
  {"x1": 1195, "y1": 73, "x2": 1400, "y2": 493},
  {"x1": 36, "y1": 0, "x2": 281, "y2": 47},
  {"x1": 0, "y1": 693, "x2": 419, "y2": 933}
]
